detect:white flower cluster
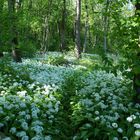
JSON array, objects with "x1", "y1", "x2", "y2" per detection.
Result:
[
  {"x1": 0, "y1": 70, "x2": 61, "y2": 139},
  {"x1": 11, "y1": 59, "x2": 77, "y2": 87},
  {"x1": 71, "y1": 70, "x2": 140, "y2": 139}
]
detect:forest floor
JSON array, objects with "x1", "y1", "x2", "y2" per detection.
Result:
[{"x1": 0, "y1": 52, "x2": 140, "y2": 140}]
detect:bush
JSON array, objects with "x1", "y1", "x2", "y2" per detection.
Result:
[
  {"x1": 47, "y1": 55, "x2": 67, "y2": 65},
  {"x1": 20, "y1": 41, "x2": 37, "y2": 58}
]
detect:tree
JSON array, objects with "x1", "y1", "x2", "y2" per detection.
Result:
[
  {"x1": 103, "y1": 0, "x2": 110, "y2": 53},
  {"x1": 75, "y1": 0, "x2": 81, "y2": 58},
  {"x1": 60, "y1": 0, "x2": 66, "y2": 52},
  {"x1": 8, "y1": 0, "x2": 22, "y2": 62},
  {"x1": 83, "y1": 0, "x2": 89, "y2": 53}
]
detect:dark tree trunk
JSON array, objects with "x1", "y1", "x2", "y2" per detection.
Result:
[
  {"x1": 0, "y1": 52, "x2": 3, "y2": 57},
  {"x1": 83, "y1": 2, "x2": 89, "y2": 53},
  {"x1": 8, "y1": 0, "x2": 22, "y2": 62},
  {"x1": 12, "y1": 48, "x2": 22, "y2": 62},
  {"x1": 133, "y1": 73, "x2": 140, "y2": 103},
  {"x1": 75, "y1": 0, "x2": 81, "y2": 58},
  {"x1": 133, "y1": 1, "x2": 140, "y2": 103},
  {"x1": 11, "y1": 37, "x2": 22, "y2": 62},
  {"x1": 135, "y1": 0, "x2": 140, "y2": 15}
]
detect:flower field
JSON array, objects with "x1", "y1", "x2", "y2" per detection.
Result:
[{"x1": 0, "y1": 52, "x2": 140, "y2": 140}]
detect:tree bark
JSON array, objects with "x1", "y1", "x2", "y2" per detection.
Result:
[
  {"x1": 8, "y1": 0, "x2": 22, "y2": 62},
  {"x1": 40, "y1": 0, "x2": 52, "y2": 53},
  {"x1": 0, "y1": 0, "x2": 4, "y2": 57},
  {"x1": 83, "y1": 2, "x2": 89, "y2": 53},
  {"x1": 103, "y1": 0, "x2": 110, "y2": 54},
  {"x1": 75, "y1": 0, "x2": 81, "y2": 58},
  {"x1": 133, "y1": 0, "x2": 140, "y2": 103},
  {"x1": 60, "y1": 0, "x2": 66, "y2": 52}
]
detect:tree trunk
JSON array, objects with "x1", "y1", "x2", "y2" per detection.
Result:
[
  {"x1": 8, "y1": 0, "x2": 22, "y2": 62},
  {"x1": 11, "y1": 37, "x2": 22, "y2": 62},
  {"x1": 41, "y1": 17, "x2": 49, "y2": 53},
  {"x1": 75, "y1": 0, "x2": 81, "y2": 58},
  {"x1": 0, "y1": 0, "x2": 4, "y2": 57},
  {"x1": 60, "y1": 0, "x2": 66, "y2": 52},
  {"x1": 133, "y1": 0, "x2": 140, "y2": 103},
  {"x1": 83, "y1": 2, "x2": 89, "y2": 53},
  {"x1": 103, "y1": 0, "x2": 110, "y2": 54},
  {"x1": 0, "y1": 52, "x2": 3, "y2": 57},
  {"x1": 40, "y1": 0, "x2": 52, "y2": 53}
]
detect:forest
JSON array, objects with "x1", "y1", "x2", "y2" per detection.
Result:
[{"x1": 0, "y1": 0, "x2": 140, "y2": 139}]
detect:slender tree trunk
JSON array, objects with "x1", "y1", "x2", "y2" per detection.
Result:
[
  {"x1": 83, "y1": 2, "x2": 89, "y2": 53},
  {"x1": 40, "y1": 0, "x2": 52, "y2": 53},
  {"x1": 60, "y1": 0, "x2": 66, "y2": 52},
  {"x1": 41, "y1": 17, "x2": 49, "y2": 53},
  {"x1": 75, "y1": 0, "x2": 81, "y2": 58},
  {"x1": 103, "y1": 0, "x2": 109, "y2": 54},
  {"x1": 0, "y1": 0, "x2": 4, "y2": 57}
]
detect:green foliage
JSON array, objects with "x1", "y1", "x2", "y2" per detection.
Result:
[
  {"x1": 46, "y1": 54, "x2": 67, "y2": 65},
  {"x1": 19, "y1": 41, "x2": 38, "y2": 58}
]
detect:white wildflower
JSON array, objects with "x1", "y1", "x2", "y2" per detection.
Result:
[
  {"x1": 19, "y1": 111, "x2": 26, "y2": 116},
  {"x1": 117, "y1": 128, "x2": 123, "y2": 133},
  {"x1": 32, "y1": 121, "x2": 43, "y2": 126},
  {"x1": 134, "y1": 123, "x2": 140, "y2": 129},
  {"x1": 95, "y1": 111, "x2": 99, "y2": 115},
  {"x1": 20, "y1": 103, "x2": 26, "y2": 108},
  {"x1": 112, "y1": 123, "x2": 118, "y2": 128},
  {"x1": 25, "y1": 114, "x2": 31, "y2": 120},
  {"x1": 21, "y1": 122, "x2": 29, "y2": 130},
  {"x1": 10, "y1": 127, "x2": 16, "y2": 134},
  {"x1": 126, "y1": 117, "x2": 133, "y2": 122},
  {"x1": 135, "y1": 130, "x2": 140, "y2": 136},
  {"x1": 95, "y1": 117, "x2": 100, "y2": 121},
  {"x1": 21, "y1": 136, "x2": 29, "y2": 140},
  {"x1": 32, "y1": 111, "x2": 38, "y2": 119},
  {"x1": 45, "y1": 135, "x2": 52, "y2": 140},
  {"x1": 113, "y1": 137, "x2": 118, "y2": 140},
  {"x1": 131, "y1": 115, "x2": 136, "y2": 120},
  {"x1": 31, "y1": 135, "x2": 44, "y2": 140},
  {"x1": 16, "y1": 131, "x2": 26, "y2": 137},
  {"x1": 31, "y1": 125, "x2": 44, "y2": 134}
]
